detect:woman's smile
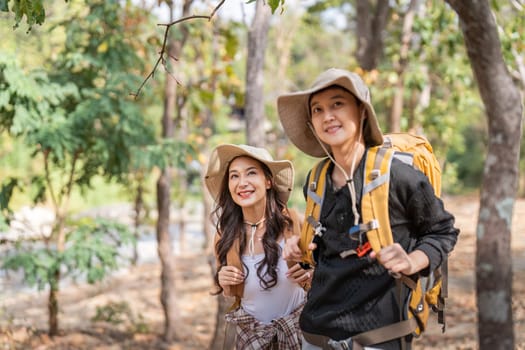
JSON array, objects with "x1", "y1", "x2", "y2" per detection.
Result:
[
  {"x1": 324, "y1": 123, "x2": 342, "y2": 134},
  {"x1": 237, "y1": 188, "x2": 255, "y2": 199}
]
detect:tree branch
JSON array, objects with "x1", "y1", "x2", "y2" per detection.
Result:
[{"x1": 131, "y1": 0, "x2": 226, "y2": 98}]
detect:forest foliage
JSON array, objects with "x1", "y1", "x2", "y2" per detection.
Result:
[
  {"x1": 1, "y1": 0, "x2": 524, "y2": 209},
  {"x1": 0, "y1": 0, "x2": 524, "y2": 339}
]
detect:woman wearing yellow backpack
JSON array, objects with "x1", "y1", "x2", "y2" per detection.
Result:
[{"x1": 278, "y1": 68, "x2": 459, "y2": 350}]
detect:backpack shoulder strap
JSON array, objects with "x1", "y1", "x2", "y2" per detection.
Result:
[
  {"x1": 300, "y1": 157, "x2": 331, "y2": 266},
  {"x1": 361, "y1": 145, "x2": 396, "y2": 253},
  {"x1": 385, "y1": 133, "x2": 442, "y2": 197},
  {"x1": 361, "y1": 146, "x2": 423, "y2": 340}
]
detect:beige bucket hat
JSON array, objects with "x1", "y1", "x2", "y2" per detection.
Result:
[
  {"x1": 204, "y1": 144, "x2": 294, "y2": 203},
  {"x1": 277, "y1": 68, "x2": 384, "y2": 157}
]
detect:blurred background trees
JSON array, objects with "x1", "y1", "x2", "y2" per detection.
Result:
[{"x1": 1, "y1": 0, "x2": 524, "y2": 348}]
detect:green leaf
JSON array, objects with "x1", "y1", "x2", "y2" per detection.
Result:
[
  {"x1": 0, "y1": 177, "x2": 20, "y2": 218},
  {"x1": 1, "y1": 248, "x2": 60, "y2": 290},
  {"x1": 9, "y1": 0, "x2": 46, "y2": 29},
  {"x1": 268, "y1": 0, "x2": 282, "y2": 14}
]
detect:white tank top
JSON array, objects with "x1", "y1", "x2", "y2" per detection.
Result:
[{"x1": 240, "y1": 240, "x2": 305, "y2": 324}]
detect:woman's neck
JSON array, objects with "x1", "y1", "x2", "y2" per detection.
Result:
[
  {"x1": 331, "y1": 140, "x2": 366, "y2": 178},
  {"x1": 242, "y1": 204, "x2": 266, "y2": 225}
]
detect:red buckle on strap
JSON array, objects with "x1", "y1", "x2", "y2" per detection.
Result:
[{"x1": 356, "y1": 241, "x2": 372, "y2": 257}]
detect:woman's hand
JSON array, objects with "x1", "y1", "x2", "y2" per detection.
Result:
[
  {"x1": 218, "y1": 265, "x2": 244, "y2": 288},
  {"x1": 370, "y1": 243, "x2": 429, "y2": 276},
  {"x1": 286, "y1": 263, "x2": 313, "y2": 287},
  {"x1": 283, "y1": 236, "x2": 302, "y2": 262}
]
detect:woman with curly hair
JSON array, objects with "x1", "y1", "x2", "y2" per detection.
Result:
[{"x1": 205, "y1": 144, "x2": 310, "y2": 350}]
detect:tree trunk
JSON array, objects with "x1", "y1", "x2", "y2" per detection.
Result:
[
  {"x1": 48, "y1": 207, "x2": 68, "y2": 336},
  {"x1": 156, "y1": 1, "x2": 194, "y2": 342},
  {"x1": 175, "y1": 96, "x2": 188, "y2": 254},
  {"x1": 157, "y1": 18, "x2": 178, "y2": 346},
  {"x1": 132, "y1": 180, "x2": 144, "y2": 266},
  {"x1": 355, "y1": 0, "x2": 391, "y2": 71},
  {"x1": 157, "y1": 48, "x2": 178, "y2": 339},
  {"x1": 245, "y1": 0, "x2": 271, "y2": 147},
  {"x1": 444, "y1": 1, "x2": 523, "y2": 349},
  {"x1": 48, "y1": 270, "x2": 59, "y2": 336},
  {"x1": 389, "y1": 0, "x2": 419, "y2": 133},
  {"x1": 157, "y1": 167, "x2": 178, "y2": 342}
]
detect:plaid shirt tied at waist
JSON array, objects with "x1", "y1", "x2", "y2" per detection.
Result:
[{"x1": 225, "y1": 302, "x2": 304, "y2": 350}]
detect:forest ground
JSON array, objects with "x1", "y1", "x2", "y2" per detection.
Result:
[{"x1": 1, "y1": 195, "x2": 524, "y2": 350}]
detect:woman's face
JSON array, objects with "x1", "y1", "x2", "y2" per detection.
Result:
[
  {"x1": 227, "y1": 156, "x2": 271, "y2": 210},
  {"x1": 309, "y1": 86, "x2": 362, "y2": 150}
]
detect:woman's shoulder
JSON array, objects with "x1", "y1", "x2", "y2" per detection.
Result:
[
  {"x1": 389, "y1": 156, "x2": 438, "y2": 204},
  {"x1": 390, "y1": 156, "x2": 428, "y2": 184}
]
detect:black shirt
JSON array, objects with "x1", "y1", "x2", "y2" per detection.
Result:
[{"x1": 299, "y1": 150, "x2": 459, "y2": 349}]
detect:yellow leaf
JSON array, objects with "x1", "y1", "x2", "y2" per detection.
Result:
[{"x1": 97, "y1": 41, "x2": 108, "y2": 53}]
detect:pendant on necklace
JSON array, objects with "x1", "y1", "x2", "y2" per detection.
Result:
[{"x1": 245, "y1": 218, "x2": 266, "y2": 256}]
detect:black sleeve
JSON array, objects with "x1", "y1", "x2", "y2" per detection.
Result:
[{"x1": 389, "y1": 158, "x2": 460, "y2": 274}]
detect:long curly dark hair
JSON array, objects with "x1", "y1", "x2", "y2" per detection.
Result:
[{"x1": 211, "y1": 157, "x2": 292, "y2": 295}]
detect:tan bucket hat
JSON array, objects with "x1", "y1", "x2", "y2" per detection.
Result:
[
  {"x1": 204, "y1": 144, "x2": 294, "y2": 203},
  {"x1": 277, "y1": 68, "x2": 384, "y2": 157}
]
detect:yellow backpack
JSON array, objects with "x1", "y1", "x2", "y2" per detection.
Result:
[{"x1": 301, "y1": 133, "x2": 446, "y2": 342}]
